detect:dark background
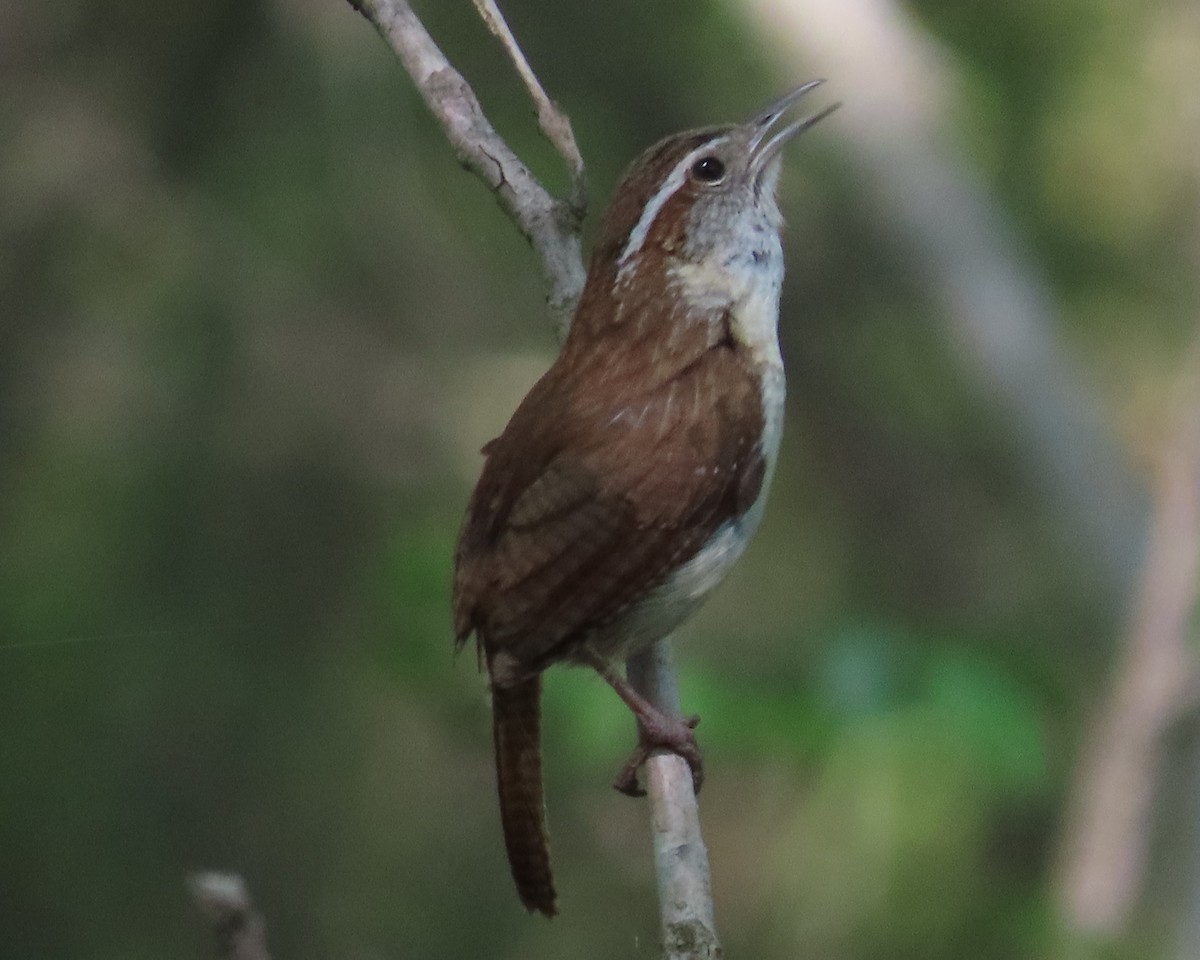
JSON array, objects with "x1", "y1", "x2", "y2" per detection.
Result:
[{"x1": 1, "y1": 0, "x2": 1197, "y2": 957}]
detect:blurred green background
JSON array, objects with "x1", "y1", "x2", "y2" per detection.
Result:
[{"x1": 2, "y1": 0, "x2": 1197, "y2": 958}]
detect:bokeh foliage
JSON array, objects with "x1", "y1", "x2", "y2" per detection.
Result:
[{"x1": 1, "y1": 0, "x2": 1195, "y2": 958}]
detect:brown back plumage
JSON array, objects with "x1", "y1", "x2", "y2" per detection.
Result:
[
  {"x1": 454, "y1": 315, "x2": 765, "y2": 671},
  {"x1": 453, "y1": 300, "x2": 765, "y2": 913}
]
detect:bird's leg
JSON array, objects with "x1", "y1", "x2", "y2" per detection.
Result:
[{"x1": 584, "y1": 653, "x2": 703, "y2": 798}]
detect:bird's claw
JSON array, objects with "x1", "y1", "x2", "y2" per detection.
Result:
[{"x1": 612, "y1": 713, "x2": 703, "y2": 797}]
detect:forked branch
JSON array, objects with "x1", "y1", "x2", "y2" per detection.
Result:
[{"x1": 346, "y1": 0, "x2": 586, "y2": 334}]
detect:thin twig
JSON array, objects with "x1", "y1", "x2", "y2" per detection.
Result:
[
  {"x1": 189, "y1": 872, "x2": 272, "y2": 960},
  {"x1": 346, "y1": 0, "x2": 586, "y2": 335},
  {"x1": 470, "y1": 0, "x2": 588, "y2": 216}
]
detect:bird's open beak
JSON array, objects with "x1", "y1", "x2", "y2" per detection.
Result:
[{"x1": 748, "y1": 79, "x2": 839, "y2": 172}]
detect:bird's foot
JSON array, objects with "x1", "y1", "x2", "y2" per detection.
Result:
[{"x1": 612, "y1": 712, "x2": 703, "y2": 798}]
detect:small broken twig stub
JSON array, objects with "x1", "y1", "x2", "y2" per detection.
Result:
[{"x1": 189, "y1": 872, "x2": 272, "y2": 960}]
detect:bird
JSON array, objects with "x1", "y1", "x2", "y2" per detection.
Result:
[{"x1": 453, "y1": 81, "x2": 836, "y2": 916}]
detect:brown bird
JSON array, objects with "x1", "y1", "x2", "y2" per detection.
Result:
[{"x1": 453, "y1": 82, "x2": 836, "y2": 916}]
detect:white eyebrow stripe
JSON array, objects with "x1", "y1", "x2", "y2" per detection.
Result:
[{"x1": 616, "y1": 136, "x2": 730, "y2": 275}]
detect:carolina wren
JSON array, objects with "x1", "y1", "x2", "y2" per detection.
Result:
[{"x1": 453, "y1": 82, "x2": 836, "y2": 916}]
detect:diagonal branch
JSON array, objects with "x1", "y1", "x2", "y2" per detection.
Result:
[{"x1": 346, "y1": 0, "x2": 586, "y2": 334}]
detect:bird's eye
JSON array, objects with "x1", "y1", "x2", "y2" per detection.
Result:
[{"x1": 690, "y1": 156, "x2": 726, "y2": 183}]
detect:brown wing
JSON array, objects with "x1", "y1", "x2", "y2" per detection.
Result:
[{"x1": 453, "y1": 330, "x2": 765, "y2": 676}]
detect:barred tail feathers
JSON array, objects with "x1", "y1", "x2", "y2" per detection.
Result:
[{"x1": 492, "y1": 675, "x2": 557, "y2": 916}]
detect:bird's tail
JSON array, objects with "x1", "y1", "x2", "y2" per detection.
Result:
[{"x1": 492, "y1": 675, "x2": 557, "y2": 916}]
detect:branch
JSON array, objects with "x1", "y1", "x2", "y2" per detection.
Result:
[
  {"x1": 347, "y1": 0, "x2": 585, "y2": 335},
  {"x1": 1054, "y1": 337, "x2": 1200, "y2": 938},
  {"x1": 189, "y1": 872, "x2": 272, "y2": 960},
  {"x1": 628, "y1": 643, "x2": 724, "y2": 960},
  {"x1": 346, "y1": 0, "x2": 719, "y2": 952}
]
